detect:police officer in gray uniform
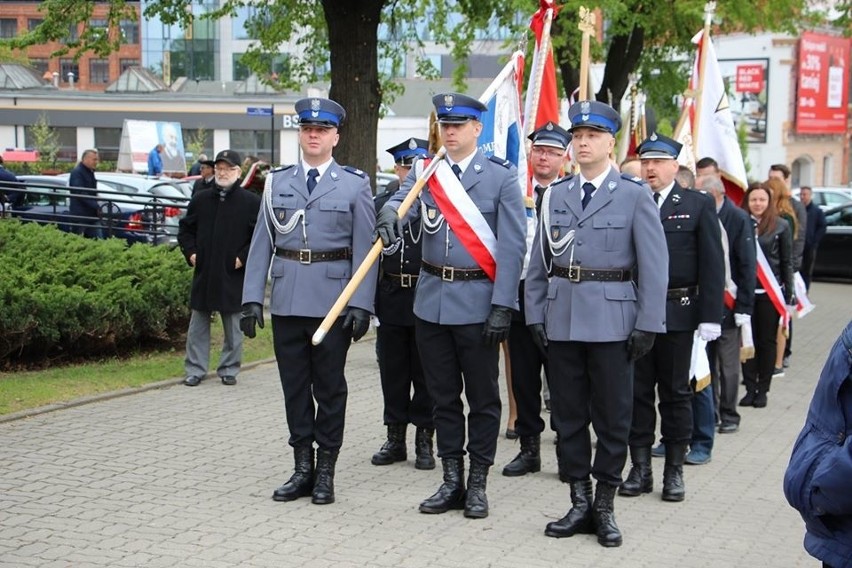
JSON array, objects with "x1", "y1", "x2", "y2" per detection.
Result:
[
  {"x1": 374, "y1": 93, "x2": 527, "y2": 519},
  {"x1": 525, "y1": 101, "x2": 668, "y2": 547},
  {"x1": 240, "y1": 97, "x2": 376, "y2": 506}
]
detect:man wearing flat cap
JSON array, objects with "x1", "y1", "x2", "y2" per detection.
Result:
[
  {"x1": 374, "y1": 92, "x2": 527, "y2": 519},
  {"x1": 501, "y1": 121, "x2": 569, "y2": 479},
  {"x1": 241, "y1": 97, "x2": 377, "y2": 506},
  {"x1": 370, "y1": 137, "x2": 436, "y2": 471},
  {"x1": 620, "y1": 133, "x2": 724, "y2": 504},
  {"x1": 179, "y1": 149, "x2": 261, "y2": 388},
  {"x1": 525, "y1": 101, "x2": 667, "y2": 547}
]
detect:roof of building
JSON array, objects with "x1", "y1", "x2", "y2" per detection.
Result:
[
  {"x1": 105, "y1": 67, "x2": 170, "y2": 93},
  {"x1": 0, "y1": 63, "x2": 52, "y2": 90}
]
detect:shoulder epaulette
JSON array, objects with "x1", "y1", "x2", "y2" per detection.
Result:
[
  {"x1": 552, "y1": 174, "x2": 575, "y2": 187},
  {"x1": 271, "y1": 164, "x2": 295, "y2": 173},
  {"x1": 488, "y1": 155, "x2": 512, "y2": 168},
  {"x1": 343, "y1": 165, "x2": 367, "y2": 178},
  {"x1": 621, "y1": 173, "x2": 644, "y2": 186}
]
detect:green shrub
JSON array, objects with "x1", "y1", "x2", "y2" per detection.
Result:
[{"x1": 0, "y1": 221, "x2": 191, "y2": 365}]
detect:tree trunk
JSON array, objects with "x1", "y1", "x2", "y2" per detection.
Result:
[
  {"x1": 597, "y1": 26, "x2": 644, "y2": 107},
  {"x1": 323, "y1": 0, "x2": 384, "y2": 189}
]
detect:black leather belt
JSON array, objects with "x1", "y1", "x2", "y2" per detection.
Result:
[
  {"x1": 667, "y1": 286, "x2": 699, "y2": 300},
  {"x1": 275, "y1": 247, "x2": 351, "y2": 264},
  {"x1": 551, "y1": 265, "x2": 633, "y2": 283},
  {"x1": 421, "y1": 260, "x2": 489, "y2": 282},
  {"x1": 383, "y1": 272, "x2": 419, "y2": 288}
]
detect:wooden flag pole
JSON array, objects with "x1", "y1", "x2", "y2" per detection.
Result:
[
  {"x1": 692, "y1": 1, "x2": 716, "y2": 156},
  {"x1": 312, "y1": 55, "x2": 522, "y2": 345},
  {"x1": 578, "y1": 7, "x2": 596, "y2": 102}
]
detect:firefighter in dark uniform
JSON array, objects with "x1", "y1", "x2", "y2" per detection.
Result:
[
  {"x1": 240, "y1": 97, "x2": 377, "y2": 506},
  {"x1": 374, "y1": 93, "x2": 527, "y2": 519},
  {"x1": 621, "y1": 133, "x2": 724, "y2": 503},
  {"x1": 502, "y1": 121, "x2": 570, "y2": 477},
  {"x1": 370, "y1": 137, "x2": 436, "y2": 470}
]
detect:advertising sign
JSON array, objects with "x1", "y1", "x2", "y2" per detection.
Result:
[
  {"x1": 717, "y1": 58, "x2": 769, "y2": 143},
  {"x1": 116, "y1": 120, "x2": 187, "y2": 174},
  {"x1": 796, "y1": 32, "x2": 851, "y2": 134}
]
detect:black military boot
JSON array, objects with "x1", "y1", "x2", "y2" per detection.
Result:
[
  {"x1": 618, "y1": 446, "x2": 653, "y2": 496},
  {"x1": 662, "y1": 443, "x2": 687, "y2": 502},
  {"x1": 414, "y1": 427, "x2": 436, "y2": 470},
  {"x1": 419, "y1": 458, "x2": 466, "y2": 514},
  {"x1": 464, "y1": 462, "x2": 490, "y2": 519},
  {"x1": 544, "y1": 479, "x2": 594, "y2": 538},
  {"x1": 592, "y1": 483, "x2": 623, "y2": 547},
  {"x1": 311, "y1": 449, "x2": 339, "y2": 505},
  {"x1": 272, "y1": 446, "x2": 314, "y2": 502},
  {"x1": 502, "y1": 435, "x2": 542, "y2": 477},
  {"x1": 371, "y1": 423, "x2": 407, "y2": 465}
]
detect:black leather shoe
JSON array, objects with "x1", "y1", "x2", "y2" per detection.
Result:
[
  {"x1": 414, "y1": 427, "x2": 436, "y2": 470},
  {"x1": 420, "y1": 458, "x2": 465, "y2": 514},
  {"x1": 739, "y1": 391, "x2": 756, "y2": 406},
  {"x1": 502, "y1": 436, "x2": 541, "y2": 477},
  {"x1": 505, "y1": 428, "x2": 518, "y2": 440},
  {"x1": 184, "y1": 376, "x2": 204, "y2": 386},
  {"x1": 593, "y1": 483, "x2": 623, "y2": 547},
  {"x1": 753, "y1": 392, "x2": 768, "y2": 408},
  {"x1": 371, "y1": 424, "x2": 407, "y2": 465},
  {"x1": 662, "y1": 444, "x2": 687, "y2": 502},
  {"x1": 464, "y1": 462, "x2": 490, "y2": 518},
  {"x1": 220, "y1": 376, "x2": 237, "y2": 385},
  {"x1": 272, "y1": 447, "x2": 314, "y2": 502},
  {"x1": 545, "y1": 479, "x2": 594, "y2": 538},
  {"x1": 312, "y1": 449, "x2": 338, "y2": 505},
  {"x1": 718, "y1": 422, "x2": 739, "y2": 434},
  {"x1": 618, "y1": 446, "x2": 653, "y2": 496}
]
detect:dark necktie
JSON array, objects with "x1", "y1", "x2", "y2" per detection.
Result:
[
  {"x1": 451, "y1": 164, "x2": 463, "y2": 180},
  {"x1": 307, "y1": 168, "x2": 319, "y2": 194},
  {"x1": 534, "y1": 184, "x2": 545, "y2": 215},
  {"x1": 654, "y1": 192, "x2": 661, "y2": 205},
  {"x1": 581, "y1": 182, "x2": 594, "y2": 210}
]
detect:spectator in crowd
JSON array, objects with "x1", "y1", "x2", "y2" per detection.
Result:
[
  {"x1": 188, "y1": 153, "x2": 209, "y2": 176},
  {"x1": 191, "y1": 158, "x2": 215, "y2": 196},
  {"x1": 68, "y1": 149, "x2": 103, "y2": 239},
  {"x1": 177, "y1": 149, "x2": 261, "y2": 388},
  {"x1": 676, "y1": 165, "x2": 695, "y2": 189},
  {"x1": 0, "y1": 155, "x2": 22, "y2": 209},
  {"x1": 784, "y1": 319, "x2": 852, "y2": 568},
  {"x1": 798, "y1": 186, "x2": 827, "y2": 290},
  {"x1": 739, "y1": 183, "x2": 794, "y2": 409},
  {"x1": 370, "y1": 137, "x2": 435, "y2": 471},
  {"x1": 148, "y1": 144, "x2": 164, "y2": 177}
]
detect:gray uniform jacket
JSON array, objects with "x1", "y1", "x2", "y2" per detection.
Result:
[
  {"x1": 525, "y1": 168, "x2": 668, "y2": 342},
  {"x1": 387, "y1": 151, "x2": 526, "y2": 325},
  {"x1": 241, "y1": 161, "x2": 377, "y2": 317}
]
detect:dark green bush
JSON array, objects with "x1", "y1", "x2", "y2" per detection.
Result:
[{"x1": 0, "y1": 220, "x2": 191, "y2": 365}]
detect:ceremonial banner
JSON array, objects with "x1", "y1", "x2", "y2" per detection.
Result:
[
  {"x1": 687, "y1": 30, "x2": 748, "y2": 206},
  {"x1": 523, "y1": 0, "x2": 561, "y2": 131}
]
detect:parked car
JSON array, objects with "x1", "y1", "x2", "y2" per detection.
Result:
[
  {"x1": 375, "y1": 172, "x2": 398, "y2": 197},
  {"x1": 793, "y1": 186, "x2": 852, "y2": 211},
  {"x1": 813, "y1": 201, "x2": 852, "y2": 281},
  {"x1": 12, "y1": 175, "x2": 176, "y2": 245}
]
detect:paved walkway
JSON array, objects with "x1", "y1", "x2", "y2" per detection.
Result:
[{"x1": 2, "y1": 282, "x2": 849, "y2": 567}]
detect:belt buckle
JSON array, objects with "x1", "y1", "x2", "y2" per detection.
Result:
[
  {"x1": 400, "y1": 274, "x2": 413, "y2": 288},
  {"x1": 298, "y1": 249, "x2": 312, "y2": 264},
  {"x1": 441, "y1": 266, "x2": 454, "y2": 282},
  {"x1": 568, "y1": 266, "x2": 581, "y2": 283}
]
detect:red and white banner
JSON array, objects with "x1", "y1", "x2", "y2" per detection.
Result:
[
  {"x1": 796, "y1": 32, "x2": 851, "y2": 134},
  {"x1": 524, "y1": 0, "x2": 560, "y2": 133},
  {"x1": 755, "y1": 240, "x2": 789, "y2": 329},
  {"x1": 685, "y1": 30, "x2": 748, "y2": 206},
  {"x1": 423, "y1": 158, "x2": 498, "y2": 280},
  {"x1": 793, "y1": 272, "x2": 815, "y2": 318}
]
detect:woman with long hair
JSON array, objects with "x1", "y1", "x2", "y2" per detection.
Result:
[
  {"x1": 740, "y1": 183, "x2": 794, "y2": 408},
  {"x1": 764, "y1": 177, "x2": 798, "y2": 376}
]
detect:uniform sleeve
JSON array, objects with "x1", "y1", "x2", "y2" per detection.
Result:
[
  {"x1": 237, "y1": 195, "x2": 261, "y2": 266},
  {"x1": 524, "y1": 224, "x2": 547, "y2": 325},
  {"x1": 492, "y1": 165, "x2": 526, "y2": 309},
  {"x1": 734, "y1": 212, "x2": 757, "y2": 315},
  {"x1": 697, "y1": 194, "x2": 725, "y2": 324},
  {"x1": 241, "y1": 197, "x2": 274, "y2": 306},
  {"x1": 347, "y1": 177, "x2": 378, "y2": 314},
  {"x1": 633, "y1": 189, "x2": 668, "y2": 333}
]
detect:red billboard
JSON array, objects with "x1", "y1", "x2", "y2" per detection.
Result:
[
  {"x1": 796, "y1": 32, "x2": 851, "y2": 134},
  {"x1": 736, "y1": 64, "x2": 765, "y2": 93}
]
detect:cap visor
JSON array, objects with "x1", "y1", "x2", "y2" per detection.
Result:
[{"x1": 299, "y1": 120, "x2": 337, "y2": 128}]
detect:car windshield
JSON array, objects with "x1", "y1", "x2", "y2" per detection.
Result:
[{"x1": 149, "y1": 184, "x2": 186, "y2": 199}]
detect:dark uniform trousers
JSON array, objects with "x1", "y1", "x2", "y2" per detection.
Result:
[
  {"x1": 508, "y1": 279, "x2": 547, "y2": 437},
  {"x1": 548, "y1": 340, "x2": 633, "y2": 486},
  {"x1": 272, "y1": 315, "x2": 352, "y2": 451},
  {"x1": 742, "y1": 294, "x2": 779, "y2": 394},
  {"x1": 415, "y1": 318, "x2": 501, "y2": 466},
  {"x1": 376, "y1": 321, "x2": 433, "y2": 428},
  {"x1": 630, "y1": 330, "x2": 694, "y2": 447}
]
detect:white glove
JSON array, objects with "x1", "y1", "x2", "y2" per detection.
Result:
[
  {"x1": 734, "y1": 313, "x2": 751, "y2": 328},
  {"x1": 698, "y1": 322, "x2": 722, "y2": 341}
]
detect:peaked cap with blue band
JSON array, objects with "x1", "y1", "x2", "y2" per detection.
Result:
[
  {"x1": 567, "y1": 100, "x2": 621, "y2": 135},
  {"x1": 295, "y1": 97, "x2": 346, "y2": 128},
  {"x1": 637, "y1": 132, "x2": 683, "y2": 160},
  {"x1": 432, "y1": 93, "x2": 488, "y2": 124},
  {"x1": 528, "y1": 121, "x2": 571, "y2": 150},
  {"x1": 386, "y1": 138, "x2": 429, "y2": 166}
]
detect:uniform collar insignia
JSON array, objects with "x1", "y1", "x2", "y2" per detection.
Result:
[
  {"x1": 672, "y1": 192, "x2": 681, "y2": 203},
  {"x1": 568, "y1": 180, "x2": 576, "y2": 190},
  {"x1": 608, "y1": 180, "x2": 617, "y2": 190},
  {"x1": 330, "y1": 171, "x2": 338, "y2": 179},
  {"x1": 473, "y1": 163, "x2": 482, "y2": 172}
]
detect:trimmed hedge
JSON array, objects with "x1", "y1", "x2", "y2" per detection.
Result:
[{"x1": 0, "y1": 220, "x2": 192, "y2": 365}]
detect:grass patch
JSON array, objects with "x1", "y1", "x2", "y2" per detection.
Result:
[{"x1": 0, "y1": 315, "x2": 275, "y2": 416}]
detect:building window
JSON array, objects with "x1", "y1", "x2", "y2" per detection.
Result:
[
  {"x1": 28, "y1": 18, "x2": 44, "y2": 32},
  {"x1": 120, "y1": 19, "x2": 139, "y2": 44},
  {"x1": 25, "y1": 125, "x2": 77, "y2": 163},
  {"x1": 230, "y1": 130, "x2": 272, "y2": 164},
  {"x1": 120, "y1": 58, "x2": 140, "y2": 73},
  {"x1": 30, "y1": 58, "x2": 49, "y2": 76},
  {"x1": 94, "y1": 127, "x2": 122, "y2": 162},
  {"x1": 60, "y1": 59, "x2": 80, "y2": 83},
  {"x1": 61, "y1": 23, "x2": 79, "y2": 44},
  {"x1": 89, "y1": 59, "x2": 110, "y2": 84},
  {"x1": 0, "y1": 19, "x2": 18, "y2": 39}
]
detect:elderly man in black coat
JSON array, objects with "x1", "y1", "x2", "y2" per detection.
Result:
[{"x1": 178, "y1": 149, "x2": 261, "y2": 386}]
